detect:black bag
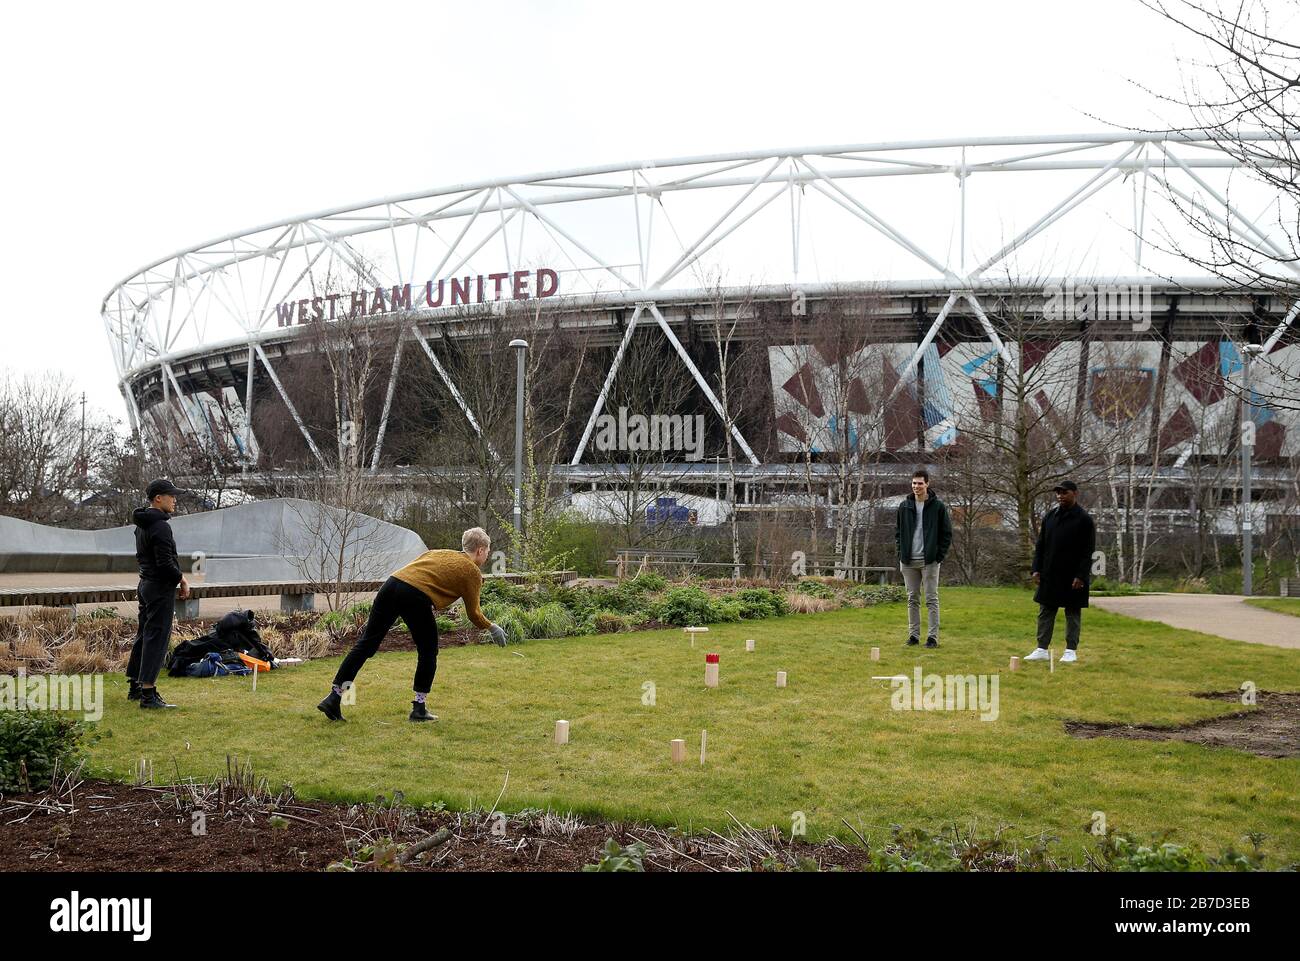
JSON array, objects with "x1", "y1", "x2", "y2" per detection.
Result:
[
  {"x1": 214, "y1": 609, "x2": 275, "y2": 663},
  {"x1": 165, "y1": 610, "x2": 275, "y2": 677}
]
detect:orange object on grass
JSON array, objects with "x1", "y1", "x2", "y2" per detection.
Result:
[{"x1": 238, "y1": 652, "x2": 271, "y2": 672}]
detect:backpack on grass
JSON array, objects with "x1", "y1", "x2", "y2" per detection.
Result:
[{"x1": 165, "y1": 610, "x2": 275, "y2": 678}]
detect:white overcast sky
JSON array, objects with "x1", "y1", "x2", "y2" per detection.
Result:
[{"x1": 1, "y1": 0, "x2": 1210, "y2": 419}]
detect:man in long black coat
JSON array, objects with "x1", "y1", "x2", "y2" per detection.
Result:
[{"x1": 1025, "y1": 480, "x2": 1095, "y2": 664}]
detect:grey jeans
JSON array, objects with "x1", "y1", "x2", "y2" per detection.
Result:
[
  {"x1": 899, "y1": 562, "x2": 940, "y2": 640},
  {"x1": 1036, "y1": 605, "x2": 1081, "y2": 650}
]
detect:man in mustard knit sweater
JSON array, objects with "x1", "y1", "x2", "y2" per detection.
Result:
[{"x1": 316, "y1": 527, "x2": 507, "y2": 722}]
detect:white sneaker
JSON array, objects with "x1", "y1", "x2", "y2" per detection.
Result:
[
  {"x1": 1024, "y1": 648, "x2": 1050, "y2": 661},
  {"x1": 1060, "y1": 649, "x2": 1077, "y2": 663}
]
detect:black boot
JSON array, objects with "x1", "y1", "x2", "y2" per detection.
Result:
[
  {"x1": 925, "y1": 637, "x2": 939, "y2": 649},
  {"x1": 906, "y1": 635, "x2": 920, "y2": 646},
  {"x1": 409, "y1": 700, "x2": 437, "y2": 722},
  {"x1": 317, "y1": 690, "x2": 345, "y2": 722},
  {"x1": 127, "y1": 679, "x2": 141, "y2": 701},
  {"x1": 139, "y1": 688, "x2": 176, "y2": 709}
]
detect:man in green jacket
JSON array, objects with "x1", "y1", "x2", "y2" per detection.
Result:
[{"x1": 895, "y1": 468, "x2": 953, "y2": 648}]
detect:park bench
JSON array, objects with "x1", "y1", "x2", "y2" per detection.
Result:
[
  {"x1": 601, "y1": 550, "x2": 893, "y2": 584},
  {"x1": 606, "y1": 549, "x2": 700, "y2": 577},
  {"x1": 0, "y1": 570, "x2": 574, "y2": 620},
  {"x1": 801, "y1": 557, "x2": 897, "y2": 585},
  {"x1": 741, "y1": 553, "x2": 894, "y2": 584}
]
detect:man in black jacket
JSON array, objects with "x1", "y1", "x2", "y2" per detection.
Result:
[
  {"x1": 1026, "y1": 480, "x2": 1096, "y2": 664},
  {"x1": 126, "y1": 479, "x2": 190, "y2": 708},
  {"x1": 895, "y1": 468, "x2": 953, "y2": 647}
]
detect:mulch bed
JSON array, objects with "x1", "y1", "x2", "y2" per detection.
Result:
[
  {"x1": 1064, "y1": 690, "x2": 1300, "y2": 758},
  {"x1": 0, "y1": 778, "x2": 872, "y2": 872}
]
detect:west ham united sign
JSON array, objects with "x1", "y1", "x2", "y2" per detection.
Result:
[{"x1": 275, "y1": 268, "x2": 560, "y2": 327}]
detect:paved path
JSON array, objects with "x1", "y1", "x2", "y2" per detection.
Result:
[{"x1": 1092, "y1": 593, "x2": 1300, "y2": 650}]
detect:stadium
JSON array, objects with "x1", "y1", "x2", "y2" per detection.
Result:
[
  {"x1": 11, "y1": 0, "x2": 1297, "y2": 898},
  {"x1": 101, "y1": 132, "x2": 1300, "y2": 539}
]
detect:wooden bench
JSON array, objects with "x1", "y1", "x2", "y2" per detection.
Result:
[
  {"x1": 802, "y1": 557, "x2": 897, "y2": 585},
  {"x1": 606, "y1": 549, "x2": 700, "y2": 576},
  {"x1": 0, "y1": 570, "x2": 575, "y2": 620}
]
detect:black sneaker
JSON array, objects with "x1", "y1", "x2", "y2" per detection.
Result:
[
  {"x1": 925, "y1": 638, "x2": 939, "y2": 649},
  {"x1": 127, "y1": 680, "x2": 141, "y2": 701},
  {"x1": 906, "y1": 635, "x2": 920, "y2": 646},
  {"x1": 409, "y1": 701, "x2": 437, "y2": 723},
  {"x1": 317, "y1": 691, "x2": 345, "y2": 722},
  {"x1": 139, "y1": 689, "x2": 176, "y2": 709}
]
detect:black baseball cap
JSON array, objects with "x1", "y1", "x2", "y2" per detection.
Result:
[
  {"x1": 146, "y1": 478, "x2": 185, "y2": 499},
  {"x1": 1053, "y1": 480, "x2": 1079, "y2": 493}
]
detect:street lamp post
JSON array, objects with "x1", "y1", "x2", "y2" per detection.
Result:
[
  {"x1": 1241, "y1": 343, "x2": 1261, "y2": 596},
  {"x1": 510, "y1": 338, "x2": 528, "y2": 571}
]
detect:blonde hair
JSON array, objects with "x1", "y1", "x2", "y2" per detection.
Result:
[{"x1": 461, "y1": 527, "x2": 491, "y2": 554}]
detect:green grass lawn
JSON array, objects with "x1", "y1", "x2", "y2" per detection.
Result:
[
  {"x1": 1245, "y1": 597, "x2": 1300, "y2": 618},
  {"x1": 86, "y1": 587, "x2": 1300, "y2": 864}
]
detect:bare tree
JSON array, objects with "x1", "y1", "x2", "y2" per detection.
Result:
[
  {"x1": 258, "y1": 264, "x2": 407, "y2": 606},
  {"x1": 805, "y1": 292, "x2": 893, "y2": 580},
  {"x1": 700, "y1": 278, "x2": 758, "y2": 578},
  {"x1": 768, "y1": 290, "x2": 923, "y2": 579},
  {"x1": 939, "y1": 435, "x2": 1009, "y2": 583},
  {"x1": 278, "y1": 468, "x2": 398, "y2": 611},
  {"x1": 1139, "y1": 1, "x2": 1300, "y2": 399},
  {"x1": 393, "y1": 306, "x2": 518, "y2": 544},
  {"x1": 507, "y1": 301, "x2": 601, "y2": 576},
  {"x1": 937, "y1": 283, "x2": 1115, "y2": 574},
  {"x1": 579, "y1": 328, "x2": 698, "y2": 553},
  {"x1": 0, "y1": 370, "x2": 99, "y2": 524}
]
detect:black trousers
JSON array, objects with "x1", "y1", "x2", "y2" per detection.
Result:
[
  {"x1": 1036, "y1": 605, "x2": 1082, "y2": 650},
  {"x1": 126, "y1": 579, "x2": 175, "y2": 685},
  {"x1": 332, "y1": 577, "x2": 440, "y2": 695}
]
